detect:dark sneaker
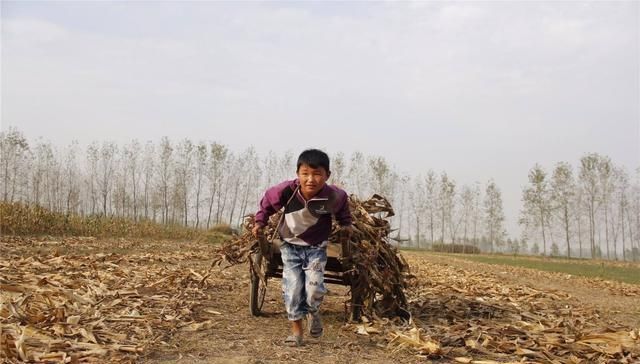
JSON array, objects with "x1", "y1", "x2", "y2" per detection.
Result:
[{"x1": 307, "y1": 312, "x2": 323, "y2": 338}]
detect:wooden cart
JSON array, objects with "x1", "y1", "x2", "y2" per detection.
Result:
[{"x1": 249, "y1": 236, "x2": 362, "y2": 321}]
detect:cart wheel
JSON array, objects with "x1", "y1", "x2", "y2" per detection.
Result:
[{"x1": 250, "y1": 251, "x2": 267, "y2": 316}]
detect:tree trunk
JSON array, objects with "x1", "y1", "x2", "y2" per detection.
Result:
[
  {"x1": 589, "y1": 202, "x2": 596, "y2": 258},
  {"x1": 577, "y1": 214, "x2": 583, "y2": 258},
  {"x1": 195, "y1": 176, "x2": 202, "y2": 229},
  {"x1": 604, "y1": 206, "x2": 610, "y2": 259},
  {"x1": 143, "y1": 182, "x2": 149, "y2": 220},
  {"x1": 228, "y1": 178, "x2": 240, "y2": 226},
  {"x1": 628, "y1": 207, "x2": 636, "y2": 261},
  {"x1": 415, "y1": 215, "x2": 420, "y2": 249},
  {"x1": 238, "y1": 180, "x2": 252, "y2": 228},
  {"x1": 132, "y1": 173, "x2": 137, "y2": 221},
  {"x1": 429, "y1": 210, "x2": 434, "y2": 245},
  {"x1": 441, "y1": 209, "x2": 445, "y2": 244},
  {"x1": 621, "y1": 201, "x2": 626, "y2": 261},
  {"x1": 207, "y1": 190, "x2": 215, "y2": 229},
  {"x1": 184, "y1": 186, "x2": 188, "y2": 227},
  {"x1": 540, "y1": 208, "x2": 547, "y2": 256},
  {"x1": 564, "y1": 205, "x2": 570, "y2": 258}
]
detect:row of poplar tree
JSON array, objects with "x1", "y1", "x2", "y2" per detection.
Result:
[
  {"x1": 2, "y1": 127, "x2": 638, "y2": 260},
  {"x1": 520, "y1": 156, "x2": 640, "y2": 261}
]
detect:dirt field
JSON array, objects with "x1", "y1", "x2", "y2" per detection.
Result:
[{"x1": 1, "y1": 237, "x2": 639, "y2": 363}]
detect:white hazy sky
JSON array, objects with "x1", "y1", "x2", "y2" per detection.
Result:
[{"x1": 2, "y1": 1, "x2": 639, "y2": 236}]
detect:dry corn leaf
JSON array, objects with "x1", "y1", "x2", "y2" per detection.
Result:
[
  {"x1": 1, "y1": 236, "x2": 217, "y2": 362},
  {"x1": 454, "y1": 357, "x2": 473, "y2": 363}
]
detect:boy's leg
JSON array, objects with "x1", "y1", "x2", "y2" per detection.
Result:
[
  {"x1": 303, "y1": 245, "x2": 327, "y2": 337},
  {"x1": 280, "y1": 243, "x2": 306, "y2": 341}
]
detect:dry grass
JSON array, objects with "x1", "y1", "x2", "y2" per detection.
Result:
[{"x1": 0, "y1": 202, "x2": 228, "y2": 244}]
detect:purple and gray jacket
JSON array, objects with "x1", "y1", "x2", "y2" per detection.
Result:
[{"x1": 255, "y1": 179, "x2": 352, "y2": 246}]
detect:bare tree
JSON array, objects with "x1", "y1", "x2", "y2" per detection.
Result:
[
  {"x1": 409, "y1": 178, "x2": 426, "y2": 248},
  {"x1": 193, "y1": 143, "x2": 207, "y2": 228},
  {"x1": 521, "y1": 164, "x2": 551, "y2": 256},
  {"x1": 0, "y1": 128, "x2": 30, "y2": 203},
  {"x1": 579, "y1": 153, "x2": 602, "y2": 258},
  {"x1": 238, "y1": 147, "x2": 260, "y2": 227},
  {"x1": 62, "y1": 141, "x2": 80, "y2": 215},
  {"x1": 227, "y1": 152, "x2": 244, "y2": 226},
  {"x1": 472, "y1": 182, "x2": 482, "y2": 250},
  {"x1": 278, "y1": 150, "x2": 295, "y2": 182},
  {"x1": 598, "y1": 156, "x2": 614, "y2": 259},
  {"x1": 124, "y1": 140, "x2": 142, "y2": 220},
  {"x1": 98, "y1": 142, "x2": 117, "y2": 216},
  {"x1": 142, "y1": 141, "x2": 155, "y2": 220},
  {"x1": 573, "y1": 186, "x2": 585, "y2": 258},
  {"x1": 263, "y1": 151, "x2": 279, "y2": 192},
  {"x1": 450, "y1": 192, "x2": 464, "y2": 247},
  {"x1": 174, "y1": 139, "x2": 194, "y2": 226},
  {"x1": 550, "y1": 162, "x2": 575, "y2": 258},
  {"x1": 613, "y1": 167, "x2": 631, "y2": 260},
  {"x1": 157, "y1": 137, "x2": 173, "y2": 224},
  {"x1": 206, "y1": 143, "x2": 228, "y2": 229},
  {"x1": 424, "y1": 171, "x2": 438, "y2": 245},
  {"x1": 460, "y1": 185, "x2": 475, "y2": 251},
  {"x1": 112, "y1": 148, "x2": 128, "y2": 217},
  {"x1": 437, "y1": 172, "x2": 455, "y2": 244},
  {"x1": 484, "y1": 180, "x2": 505, "y2": 253},
  {"x1": 85, "y1": 143, "x2": 99, "y2": 215},
  {"x1": 330, "y1": 152, "x2": 346, "y2": 188},
  {"x1": 34, "y1": 141, "x2": 62, "y2": 212},
  {"x1": 348, "y1": 151, "x2": 367, "y2": 198},
  {"x1": 396, "y1": 175, "x2": 410, "y2": 240},
  {"x1": 216, "y1": 152, "x2": 235, "y2": 224},
  {"x1": 369, "y1": 156, "x2": 392, "y2": 197},
  {"x1": 631, "y1": 168, "x2": 640, "y2": 261}
]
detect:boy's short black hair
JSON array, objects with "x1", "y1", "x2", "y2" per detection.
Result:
[{"x1": 297, "y1": 149, "x2": 330, "y2": 173}]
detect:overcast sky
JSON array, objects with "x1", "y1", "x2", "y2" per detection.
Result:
[{"x1": 2, "y1": 1, "x2": 639, "y2": 236}]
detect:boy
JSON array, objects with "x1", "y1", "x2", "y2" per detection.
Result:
[{"x1": 252, "y1": 149, "x2": 353, "y2": 347}]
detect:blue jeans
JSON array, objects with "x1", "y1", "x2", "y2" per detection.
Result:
[{"x1": 280, "y1": 242, "x2": 327, "y2": 321}]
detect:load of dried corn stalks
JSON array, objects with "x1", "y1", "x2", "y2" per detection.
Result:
[{"x1": 212, "y1": 194, "x2": 411, "y2": 319}]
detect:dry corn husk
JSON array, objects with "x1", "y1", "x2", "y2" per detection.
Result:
[
  {"x1": 379, "y1": 257, "x2": 640, "y2": 362},
  {"x1": 0, "y1": 237, "x2": 218, "y2": 362}
]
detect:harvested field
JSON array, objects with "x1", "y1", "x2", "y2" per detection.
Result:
[{"x1": 1, "y1": 236, "x2": 639, "y2": 363}]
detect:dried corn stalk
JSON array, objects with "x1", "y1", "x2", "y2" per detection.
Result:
[
  {"x1": 380, "y1": 257, "x2": 640, "y2": 362},
  {"x1": 0, "y1": 237, "x2": 220, "y2": 362}
]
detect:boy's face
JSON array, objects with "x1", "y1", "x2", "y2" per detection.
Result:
[{"x1": 297, "y1": 163, "x2": 329, "y2": 199}]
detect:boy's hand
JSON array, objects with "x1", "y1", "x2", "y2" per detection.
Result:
[{"x1": 252, "y1": 225, "x2": 264, "y2": 238}]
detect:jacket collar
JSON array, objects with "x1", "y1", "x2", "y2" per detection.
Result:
[{"x1": 293, "y1": 179, "x2": 331, "y2": 201}]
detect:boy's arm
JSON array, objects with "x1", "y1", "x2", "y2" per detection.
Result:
[
  {"x1": 254, "y1": 180, "x2": 290, "y2": 228},
  {"x1": 334, "y1": 192, "x2": 353, "y2": 241},
  {"x1": 335, "y1": 191, "x2": 352, "y2": 227},
  {"x1": 253, "y1": 193, "x2": 279, "y2": 237},
  {"x1": 255, "y1": 193, "x2": 280, "y2": 228}
]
